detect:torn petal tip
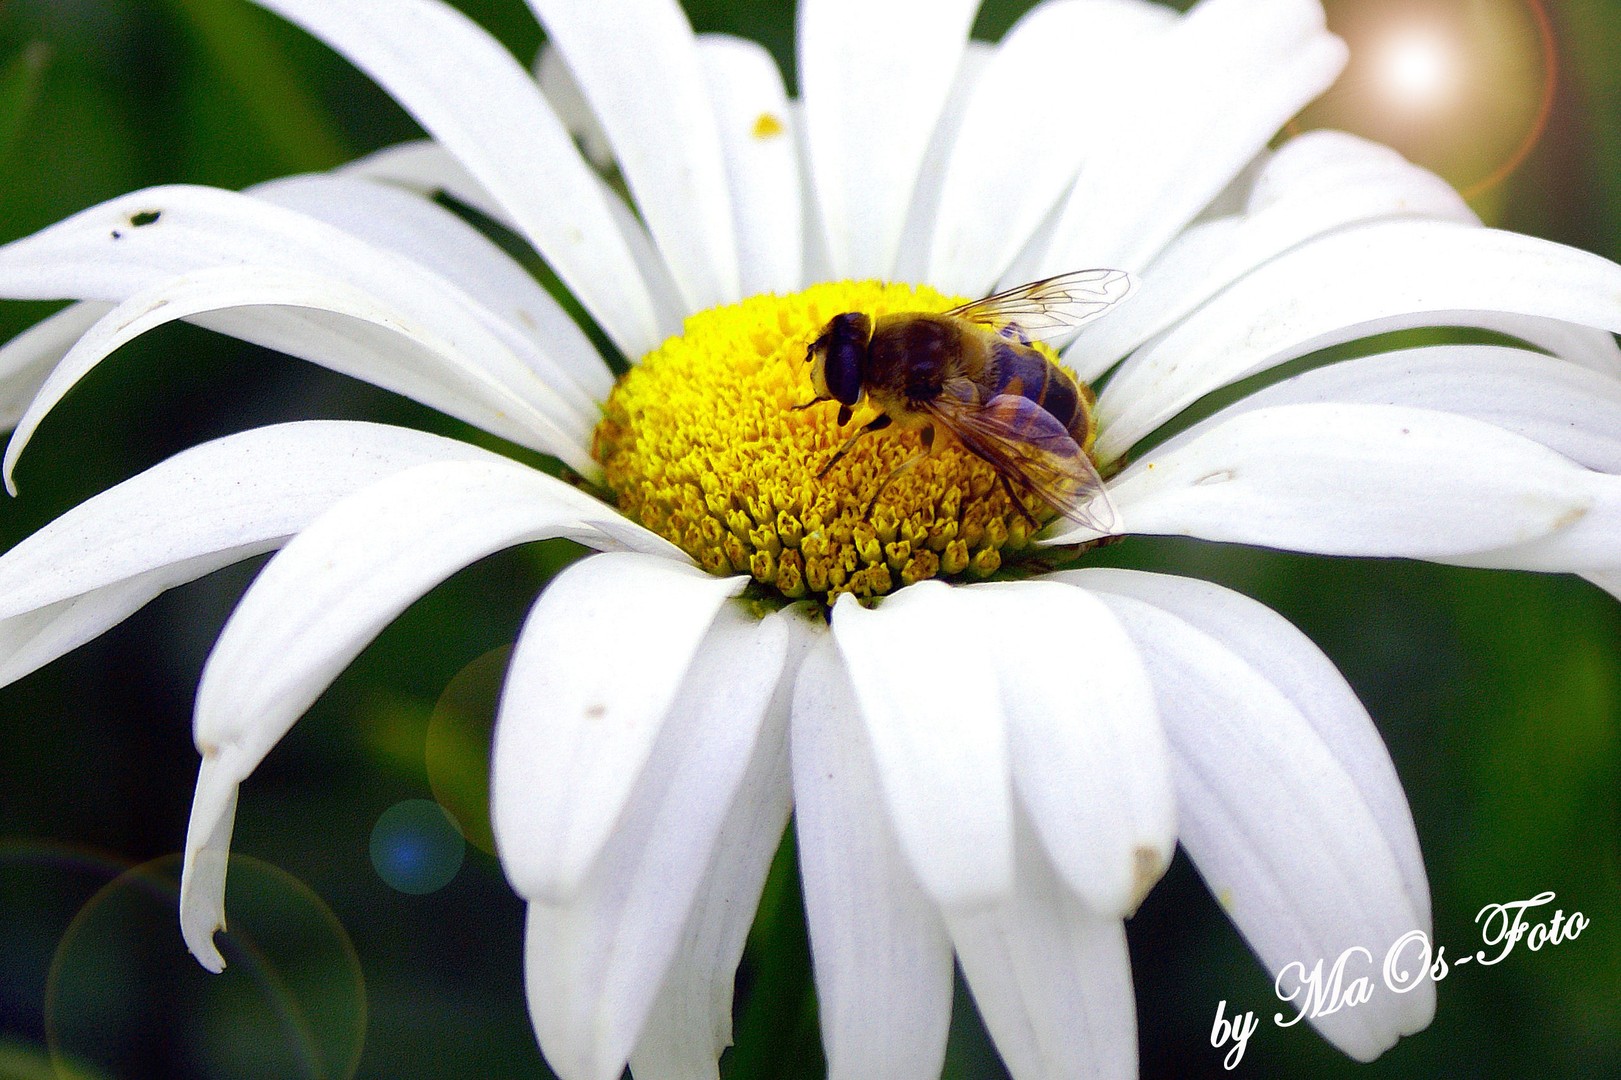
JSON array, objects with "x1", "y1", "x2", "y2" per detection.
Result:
[{"x1": 184, "y1": 920, "x2": 228, "y2": 974}]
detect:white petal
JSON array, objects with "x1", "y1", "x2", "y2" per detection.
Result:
[
  {"x1": 792, "y1": 100, "x2": 835, "y2": 284},
  {"x1": 697, "y1": 34, "x2": 804, "y2": 297},
  {"x1": 1094, "y1": 589, "x2": 1433, "y2": 1061},
  {"x1": 791, "y1": 637, "x2": 953, "y2": 1080},
  {"x1": 523, "y1": 45, "x2": 686, "y2": 334},
  {"x1": 891, "y1": 39, "x2": 994, "y2": 286},
  {"x1": 349, "y1": 139, "x2": 697, "y2": 340},
  {"x1": 629, "y1": 612, "x2": 818, "y2": 1080},
  {"x1": 1192, "y1": 144, "x2": 1272, "y2": 224},
  {"x1": 831, "y1": 583, "x2": 1013, "y2": 910},
  {"x1": 1096, "y1": 348, "x2": 1621, "y2": 574},
  {"x1": 254, "y1": 172, "x2": 613, "y2": 402},
  {"x1": 0, "y1": 302, "x2": 109, "y2": 431},
  {"x1": 1585, "y1": 570, "x2": 1621, "y2": 602},
  {"x1": 4, "y1": 264, "x2": 596, "y2": 491},
  {"x1": 249, "y1": 0, "x2": 663, "y2": 354},
  {"x1": 0, "y1": 183, "x2": 310, "y2": 298},
  {"x1": 182, "y1": 462, "x2": 679, "y2": 969},
  {"x1": 1034, "y1": 0, "x2": 1348, "y2": 277},
  {"x1": 180, "y1": 764, "x2": 238, "y2": 974},
  {"x1": 1096, "y1": 219, "x2": 1621, "y2": 459},
  {"x1": 595, "y1": 173, "x2": 691, "y2": 344},
  {"x1": 338, "y1": 139, "x2": 509, "y2": 228},
  {"x1": 1466, "y1": 312, "x2": 1621, "y2": 379},
  {"x1": 798, "y1": 0, "x2": 979, "y2": 278},
  {"x1": 1444, "y1": 484, "x2": 1621, "y2": 574},
  {"x1": 0, "y1": 185, "x2": 599, "y2": 461},
  {"x1": 534, "y1": 45, "x2": 615, "y2": 171},
  {"x1": 493, "y1": 553, "x2": 745, "y2": 903},
  {"x1": 1242, "y1": 131, "x2": 1462, "y2": 218},
  {"x1": 1203, "y1": 344, "x2": 1621, "y2": 473},
  {"x1": 0, "y1": 421, "x2": 492, "y2": 691},
  {"x1": 925, "y1": 0, "x2": 1177, "y2": 295},
  {"x1": 965, "y1": 580, "x2": 1174, "y2": 917},
  {"x1": 1068, "y1": 403, "x2": 1600, "y2": 557},
  {"x1": 520, "y1": 605, "x2": 790, "y2": 1080},
  {"x1": 525, "y1": 0, "x2": 739, "y2": 311},
  {"x1": 1067, "y1": 568, "x2": 1430, "y2": 926},
  {"x1": 947, "y1": 820, "x2": 1137, "y2": 1080},
  {"x1": 1067, "y1": 131, "x2": 1474, "y2": 380},
  {"x1": 0, "y1": 557, "x2": 261, "y2": 696}
]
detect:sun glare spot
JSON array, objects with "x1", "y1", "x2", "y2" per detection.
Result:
[{"x1": 1378, "y1": 30, "x2": 1457, "y2": 110}]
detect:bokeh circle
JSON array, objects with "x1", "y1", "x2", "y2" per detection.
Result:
[
  {"x1": 425, "y1": 645, "x2": 511, "y2": 856},
  {"x1": 368, "y1": 799, "x2": 466, "y2": 895},
  {"x1": 42, "y1": 852, "x2": 366, "y2": 1080}
]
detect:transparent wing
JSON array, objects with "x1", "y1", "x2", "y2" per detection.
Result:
[
  {"x1": 921, "y1": 392, "x2": 1120, "y2": 535},
  {"x1": 943, "y1": 269, "x2": 1136, "y2": 343}
]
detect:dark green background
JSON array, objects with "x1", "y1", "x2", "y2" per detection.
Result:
[{"x1": 1, "y1": 1, "x2": 1617, "y2": 1077}]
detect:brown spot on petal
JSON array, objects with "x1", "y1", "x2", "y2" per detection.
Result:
[
  {"x1": 1131, "y1": 845, "x2": 1166, "y2": 910},
  {"x1": 585, "y1": 703, "x2": 606, "y2": 720},
  {"x1": 1552, "y1": 504, "x2": 1590, "y2": 531}
]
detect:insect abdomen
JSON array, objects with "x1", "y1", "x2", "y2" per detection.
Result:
[{"x1": 990, "y1": 342, "x2": 1085, "y2": 441}]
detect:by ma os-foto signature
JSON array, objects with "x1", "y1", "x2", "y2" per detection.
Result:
[{"x1": 1209, "y1": 890, "x2": 1588, "y2": 1070}]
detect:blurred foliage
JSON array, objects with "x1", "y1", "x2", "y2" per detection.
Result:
[
  {"x1": 0, "y1": 41, "x2": 50, "y2": 156},
  {"x1": 1, "y1": 1, "x2": 1618, "y2": 1078}
]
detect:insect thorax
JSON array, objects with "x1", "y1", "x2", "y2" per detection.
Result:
[{"x1": 869, "y1": 314, "x2": 978, "y2": 400}]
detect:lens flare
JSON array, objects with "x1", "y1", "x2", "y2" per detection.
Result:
[
  {"x1": 1306, "y1": 0, "x2": 1558, "y2": 204},
  {"x1": 1461, "y1": 0, "x2": 1557, "y2": 200},
  {"x1": 39, "y1": 852, "x2": 365, "y2": 1080},
  {"x1": 369, "y1": 799, "x2": 466, "y2": 894},
  {"x1": 425, "y1": 645, "x2": 509, "y2": 856},
  {"x1": 1378, "y1": 30, "x2": 1456, "y2": 109}
]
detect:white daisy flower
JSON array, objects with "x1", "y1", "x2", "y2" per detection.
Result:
[{"x1": 2, "y1": 0, "x2": 1619, "y2": 1078}]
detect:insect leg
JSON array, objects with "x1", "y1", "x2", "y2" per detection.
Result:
[
  {"x1": 864, "y1": 451, "x2": 926, "y2": 514},
  {"x1": 791, "y1": 400, "x2": 854, "y2": 427},
  {"x1": 817, "y1": 413, "x2": 892, "y2": 478},
  {"x1": 996, "y1": 470, "x2": 1043, "y2": 529},
  {"x1": 862, "y1": 427, "x2": 938, "y2": 515}
]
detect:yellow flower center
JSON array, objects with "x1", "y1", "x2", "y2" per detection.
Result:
[{"x1": 593, "y1": 281, "x2": 1080, "y2": 606}]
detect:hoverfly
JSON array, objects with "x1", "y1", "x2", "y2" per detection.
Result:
[{"x1": 803, "y1": 269, "x2": 1135, "y2": 534}]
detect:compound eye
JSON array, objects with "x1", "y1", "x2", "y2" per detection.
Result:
[{"x1": 822, "y1": 312, "x2": 871, "y2": 406}]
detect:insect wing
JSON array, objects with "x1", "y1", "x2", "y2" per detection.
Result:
[
  {"x1": 923, "y1": 393, "x2": 1120, "y2": 535},
  {"x1": 944, "y1": 269, "x2": 1135, "y2": 343}
]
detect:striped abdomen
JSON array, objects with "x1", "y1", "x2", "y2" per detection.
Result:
[{"x1": 988, "y1": 341, "x2": 1094, "y2": 449}]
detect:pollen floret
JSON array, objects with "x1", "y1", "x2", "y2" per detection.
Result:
[{"x1": 593, "y1": 282, "x2": 1055, "y2": 606}]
